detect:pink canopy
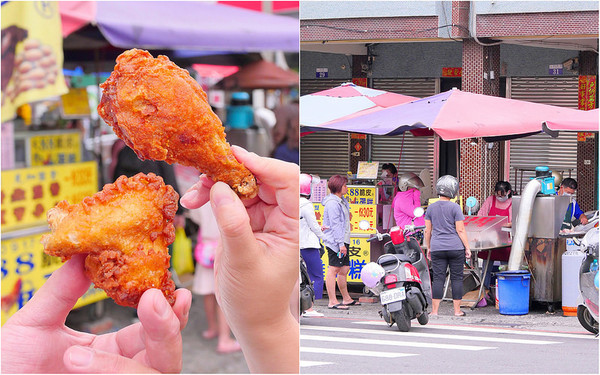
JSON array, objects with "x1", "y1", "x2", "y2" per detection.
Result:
[
  {"x1": 300, "y1": 83, "x2": 417, "y2": 128},
  {"x1": 302, "y1": 89, "x2": 599, "y2": 140}
]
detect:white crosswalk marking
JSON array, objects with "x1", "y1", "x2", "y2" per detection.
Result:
[
  {"x1": 352, "y1": 320, "x2": 596, "y2": 339},
  {"x1": 302, "y1": 334, "x2": 494, "y2": 350},
  {"x1": 302, "y1": 325, "x2": 561, "y2": 345},
  {"x1": 300, "y1": 360, "x2": 334, "y2": 367},
  {"x1": 301, "y1": 346, "x2": 417, "y2": 358}
]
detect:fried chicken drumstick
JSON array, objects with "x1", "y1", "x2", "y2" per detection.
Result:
[
  {"x1": 41, "y1": 173, "x2": 177, "y2": 308},
  {"x1": 98, "y1": 49, "x2": 258, "y2": 199}
]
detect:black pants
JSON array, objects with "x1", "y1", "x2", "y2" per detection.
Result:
[{"x1": 431, "y1": 250, "x2": 465, "y2": 300}]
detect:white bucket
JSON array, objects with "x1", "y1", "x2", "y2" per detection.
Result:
[{"x1": 561, "y1": 249, "x2": 585, "y2": 316}]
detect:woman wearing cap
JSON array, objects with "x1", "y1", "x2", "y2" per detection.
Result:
[
  {"x1": 392, "y1": 172, "x2": 425, "y2": 230},
  {"x1": 300, "y1": 173, "x2": 326, "y2": 317},
  {"x1": 424, "y1": 175, "x2": 471, "y2": 316}
]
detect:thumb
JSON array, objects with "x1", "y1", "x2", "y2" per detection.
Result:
[
  {"x1": 63, "y1": 346, "x2": 159, "y2": 374},
  {"x1": 210, "y1": 182, "x2": 258, "y2": 261}
]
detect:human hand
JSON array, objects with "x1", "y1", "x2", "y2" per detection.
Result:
[
  {"x1": 339, "y1": 245, "x2": 347, "y2": 256},
  {"x1": 426, "y1": 249, "x2": 432, "y2": 262},
  {"x1": 580, "y1": 215, "x2": 589, "y2": 225},
  {"x1": 465, "y1": 248, "x2": 472, "y2": 259},
  {"x1": 180, "y1": 146, "x2": 299, "y2": 373},
  {"x1": 1, "y1": 254, "x2": 192, "y2": 374}
]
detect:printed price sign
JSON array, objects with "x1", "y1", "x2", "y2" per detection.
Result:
[
  {"x1": 344, "y1": 186, "x2": 376, "y2": 205},
  {"x1": 1, "y1": 232, "x2": 106, "y2": 325},
  {"x1": 350, "y1": 204, "x2": 377, "y2": 234},
  {"x1": 321, "y1": 236, "x2": 370, "y2": 283},
  {"x1": 1, "y1": 161, "x2": 98, "y2": 231},
  {"x1": 30, "y1": 132, "x2": 81, "y2": 166}
]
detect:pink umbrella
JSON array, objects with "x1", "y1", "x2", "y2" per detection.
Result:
[
  {"x1": 542, "y1": 108, "x2": 599, "y2": 137},
  {"x1": 303, "y1": 88, "x2": 598, "y2": 141},
  {"x1": 300, "y1": 83, "x2": 417, "y2": 128}
]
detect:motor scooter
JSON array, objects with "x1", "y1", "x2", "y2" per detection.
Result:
[
  {"x1": 299, "y1": 255, "x2": 315, "y2": 316},
  {"x1": 360, "y1": 207, "x2": 432, "y2": 332},
  {"x1": 560, "y1": 211, "x2": 598, "y2": 335}
]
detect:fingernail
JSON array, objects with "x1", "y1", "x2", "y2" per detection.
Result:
[
  {"x1": 154, "y1": 294, "x2": 170, "y2": 318},
  {"x1": 69, "y1": 346, "x2": 93, "y2": 367},
  {"x1": 210, "y1": 183, "x2": 236, "y2": 208},
  {"x1": 180, "y1": 189, "x2": 199, "y2": 208},
  {"x1": 231, "y1": 145, "x2": 248, "y2": 154}
]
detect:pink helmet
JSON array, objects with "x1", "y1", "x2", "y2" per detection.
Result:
[{"x1": 300, "y1": 173, "x2": 313, "y2": 196}]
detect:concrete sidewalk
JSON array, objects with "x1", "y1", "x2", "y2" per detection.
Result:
[{"x1": 307, "y1": 292, "x2": 589, "y2": 333}]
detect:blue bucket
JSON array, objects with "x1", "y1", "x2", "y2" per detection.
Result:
[{"x1": 497, "y1": 270, "x2": 531, "y2": 315}]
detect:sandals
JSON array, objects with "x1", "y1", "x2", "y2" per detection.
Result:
[
  {"x1": 328, "y1": 303, "x2": 349, "y2": 310},
  {"x1": 343, "y1": 300, "x2": 361, "y2": 306},
  {"x1": 455, "y1": 311, "x2": 467, "y2": 316}
]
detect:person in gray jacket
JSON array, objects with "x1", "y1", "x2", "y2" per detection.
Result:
[{"x1": 322, "y1": 175, "x2": 360, "y2": 309}]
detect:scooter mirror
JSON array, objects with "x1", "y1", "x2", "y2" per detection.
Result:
[
  {"x1": 413, "y1": 207, "x2": 425, "y2": 218},
  {"x1": 358, "y1": 220, "x2": 371, "y2": 231}
]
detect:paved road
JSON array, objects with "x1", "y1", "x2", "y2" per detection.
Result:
[{"x1": 301, "y1": 299, "x2": 598, "y2": 374}]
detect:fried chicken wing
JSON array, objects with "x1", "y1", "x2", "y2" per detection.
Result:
[
  {"x1": 41, "y1": 173, "x2": 177, "y2": 307},
  {"x1": 98, "y1": 49, "x2": 258, "y2": 199}
]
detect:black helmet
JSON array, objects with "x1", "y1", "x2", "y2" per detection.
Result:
[{"x1": 436, "y1": 175, "x2": 459, "y2": 198}]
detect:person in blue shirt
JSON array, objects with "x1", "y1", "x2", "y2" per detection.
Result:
[{"x1": 557, "y1": 178, "x2": 589, "y2": 229}]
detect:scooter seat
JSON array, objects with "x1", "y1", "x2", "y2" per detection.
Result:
[{"x1": 380, "y1": 254, "x2": 412, "y2": 266}]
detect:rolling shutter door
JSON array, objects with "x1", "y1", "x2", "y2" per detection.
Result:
[
  {"x1": 300, "y1": 79, "x2": 349, "y2": 95},
  {"x1": 300, "y1": 131, "x2": 349, "y2": 178},
  {"x1": 300, "y1": 79, "x2": 350, "y2": 177},
  {"x1": 371, "y1": 78, "x2": 437, "y2": 180},
  {"x1": 508, "y1": 77, "x2": 579, "y2": 192},
  {"x1": 373, "y1": 78, "x2": 437, "y2": 98},
  {"x1": 371, "y1": 133, "x2": 435, "y2": 177}
]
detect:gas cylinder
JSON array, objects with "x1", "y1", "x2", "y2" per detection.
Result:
[{"x1": 561, "y1": 248, "x2": 586, "y2": 316}]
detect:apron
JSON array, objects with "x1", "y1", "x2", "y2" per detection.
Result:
[{"x1": 478, "y1": 196, "x2": 512, "y2": 262}]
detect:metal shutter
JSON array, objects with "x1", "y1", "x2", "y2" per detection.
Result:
[
  {"x1": 300, "y1": 131, "x2": 349, "y2": 178},
  {"x1": 300, "y1": 79, "x2": 349, "y2": 96},
  {"x1": 371, "y1": 78, "x2": 437, "y2": 181},
  {"x1": 373, "y1": 78, "x2": 438, "y2": 98},
  {"x1": 371, "y1": 133, "x2": 435, "y2": 177},
  {"x1": 508, "y1": 77, "x2": 579, "y2": 193}
]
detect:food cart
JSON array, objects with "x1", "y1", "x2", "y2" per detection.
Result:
[{"x1": 308, "y1": 162, "x2": 398, "y2": 285}]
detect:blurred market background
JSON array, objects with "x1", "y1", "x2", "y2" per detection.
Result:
[{"x1": 1, "y1": 1, "x2": 299, "y2": 373}]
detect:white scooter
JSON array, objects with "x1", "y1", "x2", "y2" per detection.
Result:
[
  {"x1": 360, "y1": 208, "x2": 432, "y2": 332},
  {"x1": 560, "y1": 211, "x2": 599, "y2": 335}
]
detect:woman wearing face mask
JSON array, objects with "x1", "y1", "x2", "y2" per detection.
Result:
[
  {"x1": 477, "y1": 181, "x2": 513, "y2": 295},
  {"x1": 377, "y1": 163, "x2": 399, "y2": 203}
]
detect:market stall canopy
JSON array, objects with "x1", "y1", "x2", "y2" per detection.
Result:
[
  {"x1": 215, "y1": 60, "x2": 299, "y2": 90},
  {"x1": 300, "y1": 83, "x2": 418, "y2": 128},
  {"x1": 302, "y1": 88, "x2": 599, "y2": 140},
  {"x1": 542, "y1": 109, "x2": 600, "y2": 137},
  {"x1": 59, "y1": 1, "x2": 299, "y2": 52}
]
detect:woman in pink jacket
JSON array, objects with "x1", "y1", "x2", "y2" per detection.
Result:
[{"x1": 392, "y1": 172, "x2": 425, "y2": 229}]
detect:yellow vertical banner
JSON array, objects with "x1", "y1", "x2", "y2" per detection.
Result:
[{"x1": 1, "y1": 1, "x2": 68, "y2": 122}]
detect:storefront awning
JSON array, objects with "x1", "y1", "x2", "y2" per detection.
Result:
[{"x1": 59, "y1": 1, "x2": 299, "y2": 52}]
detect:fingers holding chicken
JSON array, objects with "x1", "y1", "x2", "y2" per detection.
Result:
[
  {"x1": 98, "y1": 49, "x2": 258, "y2": 199},
  {"x1": 41, "y1": 173, "x2": 177, "y2": 307}
]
